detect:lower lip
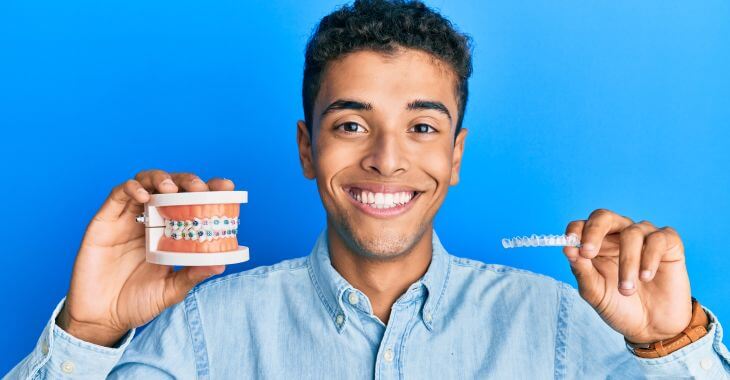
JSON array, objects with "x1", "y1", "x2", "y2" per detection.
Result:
[{"x1": 344, "y1": 189, "x2": 421, "y2": 218}]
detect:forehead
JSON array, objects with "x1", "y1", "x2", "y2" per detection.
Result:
[{"x1": 315, "y1": 48, "x2": 458, "y2": 117}]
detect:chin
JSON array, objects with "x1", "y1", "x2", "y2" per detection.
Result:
[{"x1": 333, "y1": 216, "x2": 429, "y2": 260}]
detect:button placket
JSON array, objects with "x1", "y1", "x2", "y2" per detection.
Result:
[
  {"x1": 335, "y1": 314, "x2": 344, "y2": 326},
  {"x1": 60, "y1": 360, "x2": 75, "y2": 374},
  {"x1": 348, "y1": 291, "x2": 359, "y2": 305},
  {"x1": 700, "y1": 357, "x2": 713, "y2": 370},
  {"x1": 383, "y1": 347, "x2": 394, "y2": 362}
]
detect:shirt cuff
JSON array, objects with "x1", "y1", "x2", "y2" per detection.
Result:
[
  {"x1": 628, "y1": 306, "x2": 730, "y2": 378},
  {"x1": 26, "y1": 296, "x2": 136, "y2": 379}
]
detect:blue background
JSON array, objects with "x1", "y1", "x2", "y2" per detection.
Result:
[{"x1": 1, "y1": 0, "x2": 728, "y2": 373}]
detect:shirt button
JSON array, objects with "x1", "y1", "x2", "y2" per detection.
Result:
[
  {"x1": 60, "y1": 360, "x2": 75, "y2": 374},
  {"x1": 383, "y1": 348, "x2": 394, "y2": 362},
  {"x1": 424, "y1": 311, "x2": 432, "y2": 322},
  {"x1": 700, "y1": 357, "x2": 713, "y2": 370},
  {"x1": 348, "y1": 292, "x2": 359, "y2": 305},
  {"x1": 41, "y1": 341, "x2": 48, "y2": 354},
  {"x1": 335, "y1": 314, "x2": 344, "y2": 326}
]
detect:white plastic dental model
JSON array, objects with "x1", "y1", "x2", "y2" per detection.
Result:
[
  {"x1": 501, "y1": 234, "x2": 581, "y2": 249},
  {"x1": 136, "y1": 191, "x2": 249, "y2": 266}
]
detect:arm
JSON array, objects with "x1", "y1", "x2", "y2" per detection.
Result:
[
  {"x1": 4, "y1": 295, "x2": 199, "y2": 379},
  {"x1": 4, "y1": 169, "x2": 228, "y2": 379},
  {"x1": 560, "y1": 209, "x2": 730, "y2": 378},
  {"x1": 4, "y1": 297, "x2": 136, "y2": 379},
  {"x1": 560, "y1": 283, "x2": 730, "y2": 378}
]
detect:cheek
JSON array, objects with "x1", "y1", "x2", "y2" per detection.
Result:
[
  {"x1": 417, "y1": 145, "x2": 453, "y2": 183},
  {"x1": 314, "y1": 140, "x2": 356, "y2": 178},
  {"x1": 312, "y1": 141, "x2": 358, "y2": 204}
]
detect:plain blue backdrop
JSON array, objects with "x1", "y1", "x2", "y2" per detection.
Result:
[{"x1": 1, "y1": 0, "x2": 728, "y2": 374}]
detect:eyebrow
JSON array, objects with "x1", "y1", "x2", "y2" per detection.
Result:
[
  {"x1": 407, "y1": 99, "x2": 452, "y2": 122},
  {"x1": 321, "y1": 98, "x2": 452, "y2": 123},
  {"x1": 321, "y1": 99, "x2": 373, "y2": 116}
]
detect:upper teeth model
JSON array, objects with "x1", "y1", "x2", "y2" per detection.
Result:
[
  {"x1": 163, "y1": 216, "x2": 239, "y2": 242},
  {"x1": 348, "y1": 188, "x2": 416, "y2": 209}
]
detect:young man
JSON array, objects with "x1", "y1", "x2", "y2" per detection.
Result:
[{"x1": 7, "y1": 0, "x2": 729, "y2": 378}]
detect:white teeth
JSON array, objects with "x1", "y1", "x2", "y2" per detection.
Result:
[
  {"x1": 348, "y1": 188, "x2": 417, "y2": 209},
  {"x1": 374, "y1": 193, "x2": 384, "y2": 205}
]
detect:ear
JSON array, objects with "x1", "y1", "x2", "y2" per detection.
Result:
[
  {"x1": 449, "y1": 128, "x2": 468, "y2": 186},
  {"x1": 297, "y1": 120, "x2": 316, "y2": 179}
]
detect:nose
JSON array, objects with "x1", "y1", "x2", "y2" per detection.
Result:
[{"x1": 361, "y1": 131, "x2": 409, "y2": 176}]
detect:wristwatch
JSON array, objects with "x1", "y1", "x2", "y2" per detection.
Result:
[{"x1": 625, "y1": 297, "x2": 710, "y2": 359}]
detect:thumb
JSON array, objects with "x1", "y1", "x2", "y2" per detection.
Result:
[
  {"x1": 163, "y1": 265, "x2": 225, "y2": 307},
  {"x1": 568, "y1": 257, "x2": 605, "y2": 306}
]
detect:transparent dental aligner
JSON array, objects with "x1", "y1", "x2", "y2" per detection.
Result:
[
  {"x1": 163, "y1": 216, "x2": 239, "y2": 242},
  {"x1": 501, "y1": 234, "x2": 581, "y2": 249}
]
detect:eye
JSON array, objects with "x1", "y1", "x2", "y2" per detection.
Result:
[
  {"x1": 335, "y1": 122, "x2": 367, "y2": 134},
  {"x1": 409, "y1": 123, "x2": 437, "y2": 134}
]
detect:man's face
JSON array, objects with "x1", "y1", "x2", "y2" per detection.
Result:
[{"x1": 297, "y1": 48, "x2": 467, "y2": 260}]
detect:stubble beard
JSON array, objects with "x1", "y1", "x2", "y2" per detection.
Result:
[{"x1": 328, "y1": 207, "x2": 431, "y2": 262}]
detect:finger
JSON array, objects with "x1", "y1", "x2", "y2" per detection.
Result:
[
  {"x1": 95, "y1": 181, "x2": 140, "y2": 222},
  {"x1": 162, "y1": 265, "x2": 226, "y2": 307},
  {"x1": 569, "y1": 255, "x2": 604, "y2": 306},
  {"x1": 207, "y1": 177, "x2": 235, "y2": 191},
  {"x1": 639, "y1": 226, "x2": 683, "y2": 281},
  {"x1": 618, "y1": 222, "x2": 655, "y2": 295},
  {"x1": 563, "y1": 220, "x2": 584, "y2": 262},
  {"x1": 580, "y1": 209, "x2": 633, "y2": 259},
  {"x1": 120, "y1": 179, "x2": 149, "y2": 216},
  {"x1": 170, "y1": 173, "x2": 209, "y2": 192},
  {"x1": 135, "y1": 169, "x2": 178, "y2": 194},
  {"x1": 122, "y1": 179, "x2": 150, "y2": 204}
]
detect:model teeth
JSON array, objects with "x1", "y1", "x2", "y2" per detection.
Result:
[
  {"x1": 348, "y1": 188, "x2": 417, "y2": 209},
  {"x1": 164, "y1": 216, "x2": 238, "y2": 241}
]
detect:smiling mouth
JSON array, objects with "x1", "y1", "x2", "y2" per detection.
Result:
[{"x1": 344, "y1": 186, "x2": 421, "y2": 209}]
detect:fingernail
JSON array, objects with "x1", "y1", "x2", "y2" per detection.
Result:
[
  {"x1": 619, "y1": 281, "x2": 634, "y2": 290},
  {"x1": 568, "y1": 256, "x2": 577, "y2": 263},
  {"x1": 582, "y1": 243, "x2": 595, "y2": 252},
  {"x1": 640, "y1": 270, "x2": 652, "y2": 281},
  {"x1": 192, "y1": 178, "x2": 204, "y2": 185},
  {"x1": 136, "y1": 188, "x2": 148, "y2": 196},
  {"x1": 161, "y1": 179, "x2": 175, "y2": 187}
]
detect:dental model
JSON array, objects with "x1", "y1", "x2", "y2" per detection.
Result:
[
  {"x1": 136, "y1": 191, "x2": 249, "y2": 266},
  {"x1": 501, "y1": 234, "x2": 581, "y2": 249}
]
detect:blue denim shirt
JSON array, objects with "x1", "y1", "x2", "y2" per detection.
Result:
[{"x1": 7, "y1": 229, "x2": 730, "y2": 379}]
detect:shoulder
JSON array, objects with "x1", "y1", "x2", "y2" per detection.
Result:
[
  {"x1": 446, "y1": 254, "x2": 576, "y2": 306},
  {"x1": 449, "y1": 254, "x2": 566, "y2": 287},
  {"x1": 190, "y1": 255, "x2": 311, "y2": 300}
]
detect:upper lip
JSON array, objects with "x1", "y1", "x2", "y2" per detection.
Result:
[{"x1": 343, "y1": 183, "x2": 422, "y2": 194}]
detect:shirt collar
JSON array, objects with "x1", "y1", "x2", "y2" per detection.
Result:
[{"x1": 307, "y1": 227, "x2": 451, "y2": 333}]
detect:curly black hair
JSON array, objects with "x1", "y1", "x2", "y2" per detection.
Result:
[{"x1": 302, "y1": 0, "x2": 473, "y2": 139}]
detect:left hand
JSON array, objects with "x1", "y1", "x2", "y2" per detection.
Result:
[{"x1": 563, "y1": 209, "x2": 692, "y2": 344}]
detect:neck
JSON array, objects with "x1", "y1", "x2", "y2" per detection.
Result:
[{"x1": 326, "y1": 220, "x2": 433, "y2": 325}]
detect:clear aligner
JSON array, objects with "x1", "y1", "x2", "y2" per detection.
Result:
[
  {"x1": 163, "y1": 216, "x2": 239, "y2": 242},
  {"x1": 501, "y1": 234, "x2": 581, "y2": 249}
]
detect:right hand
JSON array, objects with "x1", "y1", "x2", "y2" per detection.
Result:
[{"x1": 55, "y1": 169, "x2": 232, "y2": 347}]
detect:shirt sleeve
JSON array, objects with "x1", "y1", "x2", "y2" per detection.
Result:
[
  {"x1": 3, "y1": 296, "x2": 136, "y2": 379},
  {"x1": 559, "y1": 283, "x2": 730, "y2": 379},
  {"x1": 4, "y1": 295, "x2": 200, "y2": 379}
]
